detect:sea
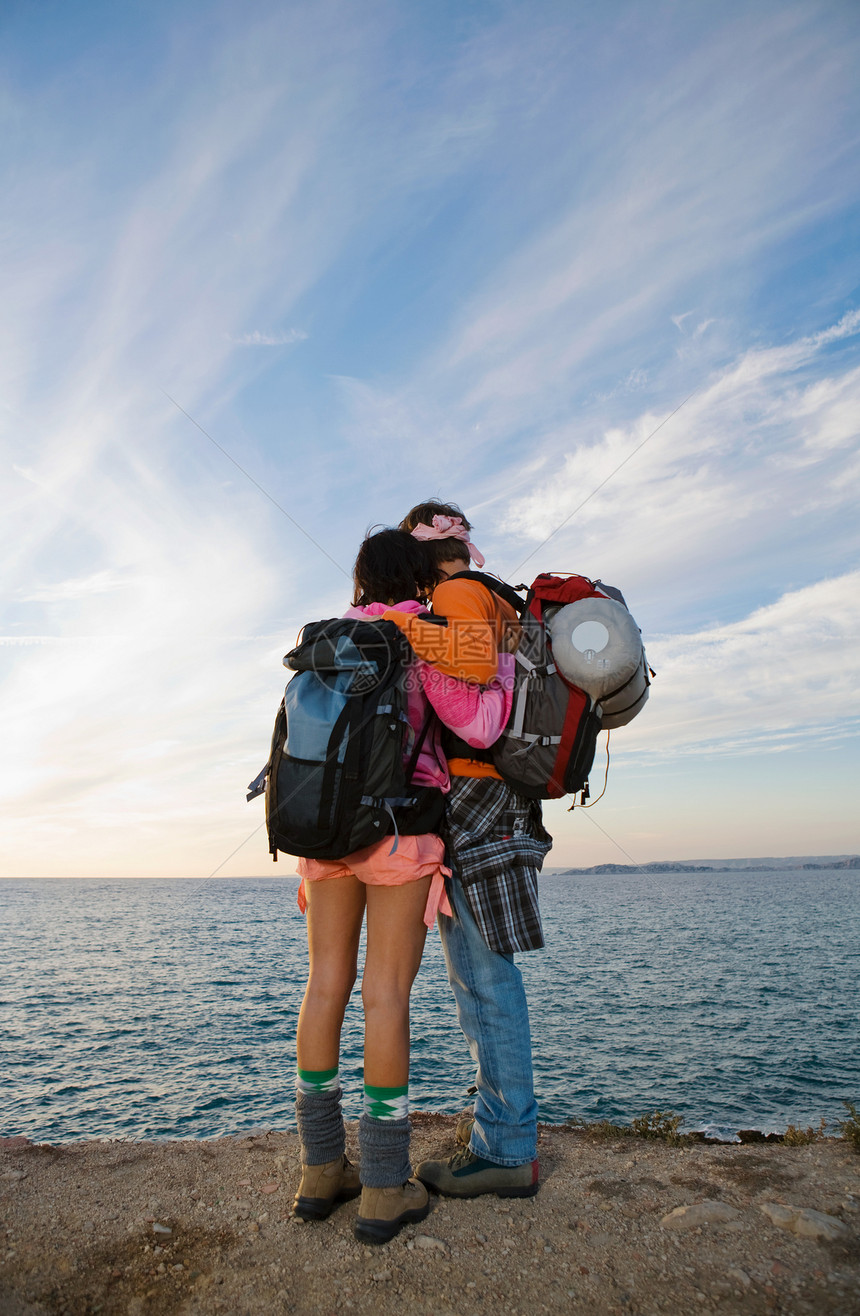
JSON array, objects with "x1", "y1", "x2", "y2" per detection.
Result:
[{"x1": 1, "y1": 870, "x2": 858, "y2": 1144}]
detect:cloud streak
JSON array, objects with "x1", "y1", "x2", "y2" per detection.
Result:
[
  {"x1": 622, "y1": 570, "x2": 860, "y2": 758},
  {"x1": 1, "y1": 1, "x2": 858, "y2": 875},
  {"x1": 230, "y1": 329, "x2": 308, "y2": 347}
]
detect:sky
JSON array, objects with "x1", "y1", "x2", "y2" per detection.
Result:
[{"x1": 1, "y1": 0, "x2": 859, "y2": 878}]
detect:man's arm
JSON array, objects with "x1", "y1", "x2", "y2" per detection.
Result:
[
  {"x1": 418, "y1": 652, "x2": 515, "y2": 747},
  {"x1": 383, "y1": 578, "x2": 499, "y2": 683}
]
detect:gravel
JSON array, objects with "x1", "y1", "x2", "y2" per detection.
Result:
[{"x1": 0, "y1": 1114, "x2": 858, "y2": 1315}]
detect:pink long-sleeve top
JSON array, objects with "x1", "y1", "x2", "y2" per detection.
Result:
[{"x1": 343, "y1": 600, "x2": 514, "y2": 791}]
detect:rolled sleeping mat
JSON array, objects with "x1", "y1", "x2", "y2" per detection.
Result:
[{"x1": 547, "y1": 596, "x2": 649, "y2": 729}]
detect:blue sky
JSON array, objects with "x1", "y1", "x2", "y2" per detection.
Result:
[{"x1": 1, "y1": 0, "x2": 859, "y2": 877}]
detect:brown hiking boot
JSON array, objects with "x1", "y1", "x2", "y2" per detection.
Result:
[
  {"x1": 293, "y1": 1155, "x2": 361, "y2": 1221},
  {"x1": 456, "y1": 1113, "x2": 475, "y2": 1147},
  {"x1": 416, "y1": 1147, "x2": 539, "y2": 1198},
  {"x1": 353, "y1": 1177, "x2": 430, "y2": 1245}
]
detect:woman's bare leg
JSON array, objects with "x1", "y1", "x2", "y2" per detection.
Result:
[
  {"x1": 293, "y1": 877, "x2": 366, "y2": 1208},
  {"x1": 297, "y1": 875, "x2": 366, "y2": 1073},
  {"x1": 362, "y1": 879, "x2": 432, "y2": 1088}
]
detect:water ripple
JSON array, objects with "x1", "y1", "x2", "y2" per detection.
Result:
[{"x1": 1, "y1": 871, "x2": 858, "y2": 1140}]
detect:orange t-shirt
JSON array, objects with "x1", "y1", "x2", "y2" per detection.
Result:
[{"x1": 383, "y1": 577, "x2": 519, "y2": 780}]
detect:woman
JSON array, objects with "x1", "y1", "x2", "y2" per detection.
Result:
[{"x1": 292, "y1": 528, "x2": 513, "y2": 1244}]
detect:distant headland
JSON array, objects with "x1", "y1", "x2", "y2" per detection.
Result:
[{"x1": 551, "y1": 854, "x2": 860, "y2": 875}]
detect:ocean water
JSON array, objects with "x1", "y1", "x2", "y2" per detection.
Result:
[{"x1": 1, "y1": 871, "x2": 858, "y2": 1143}]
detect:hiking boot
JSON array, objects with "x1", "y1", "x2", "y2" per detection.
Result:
[
  {"x1": 455, "y1": 1113, "x2": 475, "y2": 1147},
  {"x1": 353, "y1": 1178, "x2": 430, "y2": 1245},
  {"x1": 293, "y1": 1155, "x2": 361, "y2": 1221},
  {"x1": 416, "y1": 1147, "x2": 539, "y2": 1198}
]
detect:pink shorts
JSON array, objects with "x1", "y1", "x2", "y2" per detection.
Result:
[{"x1": 296, "y1": 833, "x2": 452, "y2": 929}]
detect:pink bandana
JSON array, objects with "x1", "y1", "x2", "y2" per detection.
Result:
[{"x1": 410, "y1": 515, "x2": 485, "y2": 568}]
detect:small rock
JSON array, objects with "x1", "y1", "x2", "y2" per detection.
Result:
[
  {"x1": 371, "y1": 1269, "x2": 391, "y2": 1281},
  {"x1": 661, "y1": 1202, "x2": 741, "y2": 1229},
  {"x1": 760, "y1": 1203, "x2": 796, "y2": 1230},
  {"x1": 1, "y1": 1170, "x2": 27, "y2": 1181},
  {"x1": 260, "y1": 1182, "x2": 279, "y2": 1194},
  {"x1": 152, "y1": 1223, "x2": 172, "y2": 1236},
  {"x1": 415, "y1": 1234, "x2": 447, "y2": 1251},
  {"x1": 759, "y1": 1203, "x2": 848, "y2": 1242},
  {"x1": 793, "y1": 1210, "x2": 849, "y2": 1243},
  {"x1": 727, "y1": 1267, "x2": 751, "y2": 1288}
]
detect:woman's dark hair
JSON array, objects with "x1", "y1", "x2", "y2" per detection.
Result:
[
  {"x1": 398, "y1": 499, "x2": 472, "y2": 571},
  {"x1": 352, "y1": 528, "x2": 437, "y2": 607}
]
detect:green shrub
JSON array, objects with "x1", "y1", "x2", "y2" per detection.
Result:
[
  {"x1": 838, "y1": 1101, "x2": 860, "y2": 1153},
  {"x1": 568, "y1": 1109, "x2": 685, "y2": 1144},
  {"x1": 566, "y1": 1116, "x2": 631, "y2": 1140},
  {"x1": 783, "y1": 1122, "x2": 823, "y2": 1146},
  {"x1": 630, "y1": 1109, "x2": 685, "y2": 1145}
]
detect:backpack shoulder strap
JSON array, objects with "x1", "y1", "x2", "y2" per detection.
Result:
[
  {"x1": 403, "y1": 707, "x2": 435, "y2": 783},
  {"x1": 445, "y1": 570, "x2": 526, "y2": 616}
]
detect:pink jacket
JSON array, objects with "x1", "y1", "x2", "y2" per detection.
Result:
[{"x1": 343, "y1": 600, "x2": 514, "y2": 792}]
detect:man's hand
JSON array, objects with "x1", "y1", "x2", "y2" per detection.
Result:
[{"x1": 500, "y1": 620, "x2": 521, "y2": 654}]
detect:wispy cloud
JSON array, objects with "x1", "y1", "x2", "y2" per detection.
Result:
[
  {"x1": 336, "y1": 9, "x2": 860, "y2": 468},
  {"x1": 19, "y1": 570, "x2": 125, "y2": 603},
  {"x1": 230, "y1": 329, "x2": 308, "y2": 347},
  {"x1": 621, "y1": 570, "x2": 860, "y2": 757},
  {"x1": 497, "y1": 313, "x2": 860, "y2": 617},
  {"x1": 1, "y1": 1, "x2": 858, "y2": 875}
]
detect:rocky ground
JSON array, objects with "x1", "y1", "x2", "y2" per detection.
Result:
[{"x1": 1, "y1": 1116, "x2": 858, "y2": 1316}]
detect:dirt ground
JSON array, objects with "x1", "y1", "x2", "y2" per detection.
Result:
[{"x1": 1, "y1": 1116, "x2": 858, "y2": 1316}]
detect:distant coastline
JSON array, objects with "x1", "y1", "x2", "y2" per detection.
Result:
[{"x1": 551, "y1": 854, "x2": 860, "y2": 875}]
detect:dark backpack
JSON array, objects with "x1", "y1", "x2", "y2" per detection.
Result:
[
  {"x1": 247, "y1": 618, "x2": 442, "y2": 860},
  {"x1": 445, "y1": 571, "x2": 649, "y2": 802}
]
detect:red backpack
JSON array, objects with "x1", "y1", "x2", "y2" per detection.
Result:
[{"x1": 450, "y1": 571, "x2": 650, "y2": 801}]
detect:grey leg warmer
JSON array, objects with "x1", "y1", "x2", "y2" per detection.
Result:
[
  {"x1": 358, "y1": 1113, "x2": 411, "y2": 1188},
  {"x1": 295, "y1": 1088, "x2": 345, "y2": 1166}
]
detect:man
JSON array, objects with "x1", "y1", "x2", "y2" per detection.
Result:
[{"x1": 381, "y1": 500, "x2": 552, "y2": 1198}]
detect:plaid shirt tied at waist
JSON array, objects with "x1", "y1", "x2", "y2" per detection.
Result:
[{"x1": 442, "y1": 776, "x2": 552, "y2": 955}]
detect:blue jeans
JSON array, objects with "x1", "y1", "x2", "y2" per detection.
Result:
[{"x1": 438, "y1": 873, "x2": 538, "y2": 1166}]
